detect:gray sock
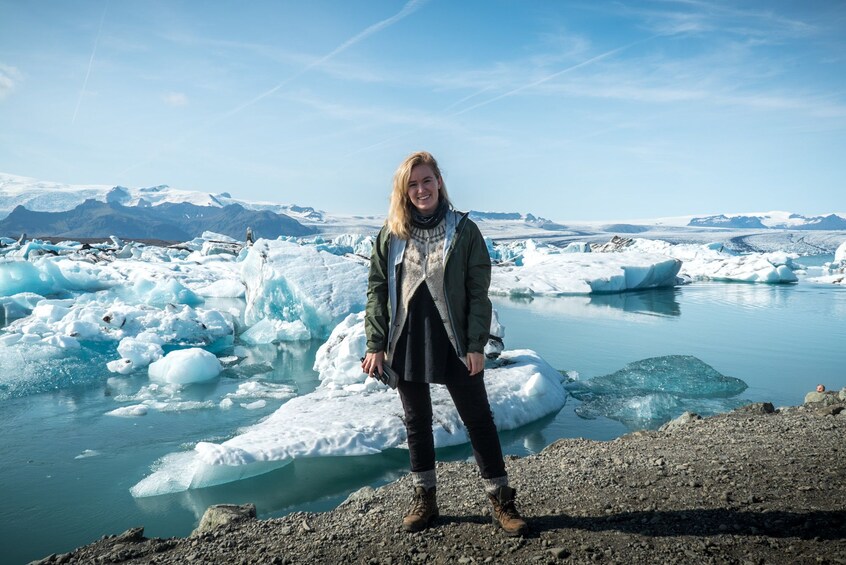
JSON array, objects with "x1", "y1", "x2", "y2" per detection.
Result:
[
  {"x1": 483, "y1": 475, "x2": 509, "y2": 496},
  {"x1": 411, "y1": 470, "x2": 437, "y2": 490}
]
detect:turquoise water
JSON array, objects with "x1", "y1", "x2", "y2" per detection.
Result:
[{"x1": 2, "y1": 278, "x2": 845, "y2": 563}]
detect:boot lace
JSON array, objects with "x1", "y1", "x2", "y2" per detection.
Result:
[
  {"x1": 499, "y1": 498, "x2": 521, "y2": 520},
  {"x1": 409, "y1": 491, "x2": 428, "y2": 516}
]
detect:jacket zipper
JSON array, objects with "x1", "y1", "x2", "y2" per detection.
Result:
[{"x1": 442, "y1": 216, "x2": 468, "y2": 358}]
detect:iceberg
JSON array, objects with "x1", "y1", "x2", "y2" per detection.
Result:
[
  {"x1": 148, "y1": 348, "x2": 222, "y2": 385},
  {"x1": 0, "y1": 340, "x2": 115, "y2": 400},
  {"x1": 490, "y1": 249, "x2": 681, "y2": 295},
  {"x1": 240, "y1": 239, "x2": 368, "y2": 339},
  {"x1": 836, "y1": 240, "x2": 846, "y2": 264},
  {"x1": 566, "y1": 355, "x2": 749, "y2": 430},
  {"x1": 130, "y1": 314, "x2": 567, "y2": 497},
  {"x1": 628, "y1": 239, "x2": 798, "y2": 284}
]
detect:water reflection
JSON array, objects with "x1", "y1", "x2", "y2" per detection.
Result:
[
  {"x1": 135, "y1": 451, "x2": 410, "y2": 521},
  {"x1": 497, "y1": 287, "x2": 681, "y2": 321},
  {"x1": 589, "y1": 288, "x2": 681, "y2": 317}
]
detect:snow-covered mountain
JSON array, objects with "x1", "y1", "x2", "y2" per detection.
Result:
[
  {"x1": 0, "y1": 172, "x2": 324, "y2": 223},
  {"x1": 2, "y1": 172, "x2": 845, "y2": 240},
  {"x1": 0, "y1": 199, "x2": 316, "y2": 241},
  {"x1": 687, "y1": 211, "x2": 846, "y2": 230}
]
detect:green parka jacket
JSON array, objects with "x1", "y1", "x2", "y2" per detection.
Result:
[{"x1": 365, "y1": 210, "x2": 492, "y2": 360}]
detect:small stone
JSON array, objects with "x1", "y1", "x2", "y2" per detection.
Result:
[
  {"x1": 550, "y1": 547, "x2": 571, "y2": 559},
  {"x1": 191, "y1": 504, "x2": 256, "y2": 537},
  {"x1": 736, "y1": 402, "x2": 775, "y2": 415},
  {"x1": 804, "y1": 391, "x2": 840, "y2": 406}
]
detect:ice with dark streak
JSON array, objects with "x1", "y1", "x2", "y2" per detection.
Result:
[{"x1": 565, "y1": 355, "x2": 749, "y2": 430}]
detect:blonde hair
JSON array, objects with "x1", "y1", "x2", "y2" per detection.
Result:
[{"x1": 386, "y1": 151, "x2": 451, "y2": 239}]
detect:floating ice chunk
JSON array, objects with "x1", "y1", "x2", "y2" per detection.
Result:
[
  {"x1": 42, "y1": 335, "x2": 80, "y2": 349},
  {"x1": 484, "y1": 309, "x2": 505, "y2": 359},
  {"x1": 225, "y1": 380, "x2": 297, "y2": 401},
  {"x1": 491, "y1": 251, "x2": 681, "y2": 295},
  {"x1": 31, "y1": 301, "x2": 71, "y2": 323},
  {"x1": 130, "y1": 348, "x2": 565, "y2": 496},
  {"x1": 241, "y1": 239, "x2": 367, "y2": 339},
  {"x1": 220, "y1": 398, "x2": 234, "y2": 409},
  {"x1": 241, "y1": 400, "x2": 267, "y2": 410},
  {"x1": 628, "y1": 239, "x2": 798, "y2": 284},
  {"x1": 241, "y1": 317, "x2": 310, "y2": 344},
  {"x1": 133, "y1": 275, "x2": 203, "y2": 306},
  {"x1": 0, "y1": 292, "x2": 43, "y2": 320},
  {"x1": 566, "y1": 355, "x2": 748, "y2": 430},
  {"x1": 835, "y1": 240, "x2": 846, "y2": 264},
  {"x1": 313, "y1": 312, "x2": 368, "y2": 388},
  {"x1": 148, "y1": 348, "x2": 222, "y2": 385},
  {"x1": 0, "y1": 333, "x2": 23, "y2": 346},
  {"x1": 108, "y1": 334, "x2": 165, "y2": 373},
  {"x1": 106, "y1": 405, "x2": 149, "y2": 417},
  {"x1": 107, "y1": 358, "x2": 134, "y2": 375},
  {"x1": 42, "y1": 257, "x2": 120, "y2": 292},
  {"x1": 313, "y1": 233, "x2": 374, "y2": 257},
  {"x1": 200, "y1": 240, "x2": 242, "y2": 256},
  {"x1": 0, "y1": 260, "x2": 53, "y2": 296},
  {"x1": 561, "y1": 242, "x2": 590, "y2": 253},
  {"x1": 193, "y1": 279, "x2": 246, "y2": 298}
]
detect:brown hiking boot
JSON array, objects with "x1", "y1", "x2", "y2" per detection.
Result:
[
  {"x1": 488, "y1": 486, "x2": 528, "y2": 536},
  {"x1": 402, "y1": 486, "x2": 439, "y2": 532}
]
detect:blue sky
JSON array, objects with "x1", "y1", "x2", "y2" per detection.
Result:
[{"x1": 1, "y1": 0, "x2": 844, "y2": 221}]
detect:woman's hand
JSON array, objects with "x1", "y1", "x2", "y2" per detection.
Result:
[
  {"x1": 466, "y1": 352, "x2": 485, "y2": 376},
  {"x1": 362, "y1": 351, "x2": 385, "y2": 380}
]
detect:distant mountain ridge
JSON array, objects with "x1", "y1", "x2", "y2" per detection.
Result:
[
  {"x1": 688, "y1": 212, "x2": 846, "y2": 230},
  {"x1": 3, "y1": 172, "x2": 844, "y2": 233},
  {"x1": 469, "y1": 210, "x2": 567, "y2": 230},
  {"x1": 0, "y1": 200, "x2": 316, "y2": 241},
  {"x1": 0, "y1": 172, "x2": 324, "y2": 223}
]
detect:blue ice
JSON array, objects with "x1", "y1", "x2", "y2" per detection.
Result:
[{"x1": 565, "y1": 355, "x2": 748, "y2": 430}]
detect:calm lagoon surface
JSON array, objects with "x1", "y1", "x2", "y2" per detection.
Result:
[{"x1": 2, "y1": 279, "x2": 845, "y2": 563}]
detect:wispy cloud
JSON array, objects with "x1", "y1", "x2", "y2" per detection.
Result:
[
  {"x1": 621, "y1": 0, "x2": 818, "y2": 41},
  {"x1": 72, "y1": 0, "x2": 109, "y2": 124},
  {"x1": 222, "y1": 0, "x2": 428, "y2": 120},
  {"x1": 0, "y1": 64, "x2": 23, "y2": 99},
  {"x1": 119, "y1": 0, "x2": 429, "y2": 176},
  {"x1": 163, "y1": 92, "x2": 188, "y2": 107},
  {"x1": 448, "y1": 35, "x2": 661, "y2": 117}
]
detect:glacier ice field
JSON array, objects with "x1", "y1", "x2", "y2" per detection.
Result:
[{"x1": 1, "y1": 231, "x2": 845, "y2": 563}]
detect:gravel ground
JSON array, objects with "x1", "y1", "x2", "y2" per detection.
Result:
[{"x1": 32, "y1": 398, "x2": 846, "y2": 565}]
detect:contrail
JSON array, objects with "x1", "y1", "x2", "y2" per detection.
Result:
[
  {"x1": 72, "y1": 0, "x2": 109, "y2": 124},
  {"x1": 222, "y1": 0, "x2": 428, "y2": 120},
  {"x1": 120, "y1": 0, "x2": 427, "y2": 176},
  {"x1": 344, "y1": 34, "x2": 662, "y2": 157},
  {"x1": 449, "y1": 35, "x2": 659, "y2": 117}
]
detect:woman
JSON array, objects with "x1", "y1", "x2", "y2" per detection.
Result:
[{"x1": 361, "y1": 151, "x2": 527, "y2": 536}]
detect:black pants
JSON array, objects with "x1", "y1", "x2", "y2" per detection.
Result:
[{"x1": 397, "y1": 373, "x2": 506, "y2": 479}]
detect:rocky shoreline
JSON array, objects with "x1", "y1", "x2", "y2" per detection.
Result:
[{"x1": 34, "y1": 392, "x2": 846, "y2": 565}]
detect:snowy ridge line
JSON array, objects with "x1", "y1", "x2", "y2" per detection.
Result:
[
  {"x1": 0, "y1": 172, "x2": 321, "y2": 223},
  {"x1": 4, "y1": 171, "x2": 846, "y2": 233}
]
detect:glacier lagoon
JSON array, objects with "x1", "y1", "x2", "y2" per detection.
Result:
[{"x1": 2, "y1": 262, "x2": 846, "y2": 562}]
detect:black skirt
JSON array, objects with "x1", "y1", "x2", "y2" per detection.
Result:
[{"x1": 390, "y1": 283, "x2": 469, "y2": 384}]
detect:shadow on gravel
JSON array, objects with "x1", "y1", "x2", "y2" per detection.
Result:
[
  {"x1": 437, "y1": 514, "x2": 491, "y2": 527},
  {"x1": 532, "y1": 509, "x2": 846, "y2": 540}
]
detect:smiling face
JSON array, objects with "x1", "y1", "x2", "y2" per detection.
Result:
[{"x1": 407, "y1": 164, "x2": 441, "y2": 215}]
